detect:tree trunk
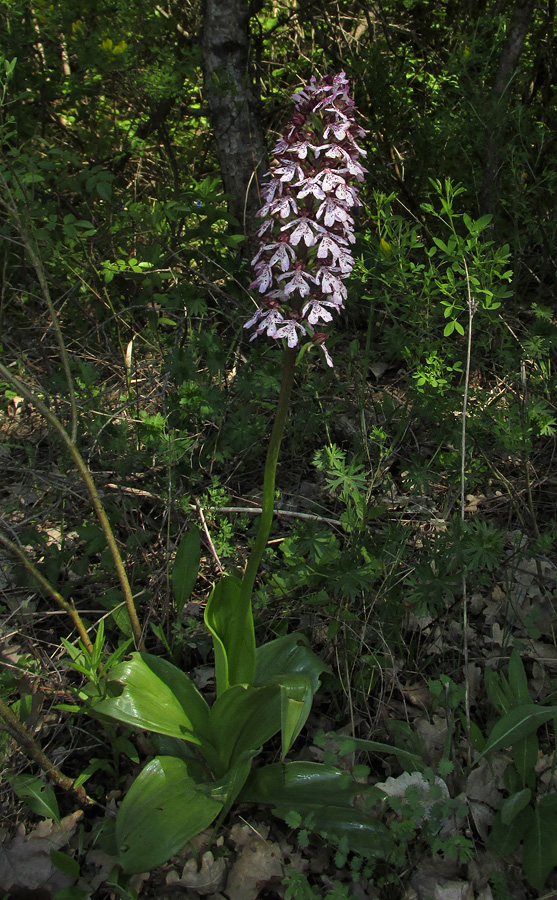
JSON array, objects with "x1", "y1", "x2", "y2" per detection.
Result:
[
  {"x1": 202, "y1": 0, "x2": 269, "y2": 251},
  {"x1": 481, "y1": 0, "x2": 536, "y2": 216}
]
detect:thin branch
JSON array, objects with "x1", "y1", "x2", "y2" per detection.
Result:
[
  {"x1": 194, "y1": 497, "x2": 224, "y2": 574},
  {"x1": 0, "y1": 531, "x2": 94, "y2": 654},
  {"x1": 0, "y1": 362, "x2": 144, "y2": 650},
  {"x1": 201, "y1": 506, "x2": 341, "y2": 527},
  {"x1": 461, "y1": 259, "x2": 477, "y2": 762},
  {"x1": 0, "y1": 695, "x2": 93, "y2": 809}
]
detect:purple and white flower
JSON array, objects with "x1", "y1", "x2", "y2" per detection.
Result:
[{"x1": 244, "y1": 71, "x2": 366, "y2": 365}]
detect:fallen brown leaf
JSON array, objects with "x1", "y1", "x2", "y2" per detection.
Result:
[
  {"x1": 225, "y1": 829, "x2": 284, "y2": 900},
  {"x1": 0, "y1": 811, "x2": 82, "y2": 894}
]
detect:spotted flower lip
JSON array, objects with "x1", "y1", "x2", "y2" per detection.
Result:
[{"x1": 244, "y1": 71, "x2": 366, "y2": 367}]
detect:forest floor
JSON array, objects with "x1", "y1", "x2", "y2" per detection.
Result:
[{"x1": 1, "y1": 343, "x2": 557, "y2": 900}]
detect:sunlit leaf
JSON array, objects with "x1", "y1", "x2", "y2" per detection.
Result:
[
  {"x1": 93, "y1": 654, "x2": 217, "y2": 768},
  {"x1": 116, "y1": 756, "x2": 222, "y2": 874},
  {"x1": 255, "y1": 632, "x2": 329, "y2": 692},
  {"x1": 210, "y1": 682, "x2": 281, "y2": 771},
  {"x1": 205, "y1": 575, "x2": 255, "y2": 695}
]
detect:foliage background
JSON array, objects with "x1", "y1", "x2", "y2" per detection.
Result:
[{"x1": 1, "y1": 0, "x2": 557, "y2": 897}]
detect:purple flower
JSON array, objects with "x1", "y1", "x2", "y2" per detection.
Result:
[{"x1": 244, "y1": 71, "x2": 366, "y2": 366}]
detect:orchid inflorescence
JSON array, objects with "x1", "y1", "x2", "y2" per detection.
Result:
[{"x1": 245, "y1": 71, "x2": 367, "y2": 366}]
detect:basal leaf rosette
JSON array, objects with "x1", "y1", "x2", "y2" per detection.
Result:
[{"x1": 245, "y1": 72, "x2": 367, "y2": 367}]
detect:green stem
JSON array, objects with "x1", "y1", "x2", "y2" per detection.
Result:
[
  {"x1": 227, "y1": 347, "x2": 296, "y2": 684},
  {"x1": 241, "y1": 346, "x2": 297, "y2": 603},
  {"x1": 0, "y1": 363, "x2": 144, "y2": 650},
  {"x1": 231, "y1": 347, "x2": 297, "y2": 677}
]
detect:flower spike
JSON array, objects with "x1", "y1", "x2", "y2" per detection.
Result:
[{"x1": 244, "y1": 71, "x2": 366, "y2": 366}]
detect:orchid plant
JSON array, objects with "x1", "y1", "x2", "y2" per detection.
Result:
[{"x1": 89, "y1": 73, "x2": 380, "y2": 876}]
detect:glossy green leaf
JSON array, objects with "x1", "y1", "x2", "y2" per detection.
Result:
[
  {"x1": 241, "y1": 762, "x2": 391, "y2": 857},
  {"x1": 9, "y1": 774, "x2": 60, "y2": 822},
  {"x1": 500, "y1": 788, "x2": 531, "y2": 825},
  {"x1": 93, "y1": 653, "x2": 215, "y2": 759},
  {"x1": 149, "y1": 733, "x2": 207, "y2": 771},
  {"x1": 522, "y1": 798, "x2": 557, "y2": 891},
  {"x1": 210, "y1": 682, "x2": 281, "y2": 772},
  {"x1": 205, "y1": 575, "x2": 255, "y2": 695},
  {"x1": 481, "y1": 704, "x2": 557, "y2": 756},
  {"x1": 172, "y1": 527, "x2": 201, "y2": 619},
  {"x1": 116, "y1": 756, "x2": 222, "y2": 874},
  {"x1": 255, "y1": 632, "x2": 329, "y2": 692}
]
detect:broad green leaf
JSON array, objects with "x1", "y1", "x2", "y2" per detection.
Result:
[
  {"x1": 500, "y1": 788, "x2": 531, "y2": 825},
  {"x1": 488, "y1": 808, "x2": 528, "y2": 856},
  {"x1": 255, "y1": 633, "x2": 329, "y2": 692},
  {"x1": 172, "y1": 527, "x2": 201, "y2": 619},
  {"x1": 116, "y1": 756, "x2": 222, "y2": 874},
  {"x1": 9, "y1": 774, "x2": 60, "y2": 822},
  {"x1": 481, "y1": 704, "x2": 557, "y2": 756},
  {"x1": 205, "y1": 575, "x2": 255, "y2": 695},
  {"x1": 508, "y1": 649, "x2": 530, "y2": 704},
  {"x1": 522, "y1": 799, "x2": 557, "y2": 891},
  {"x1": 93, "y1": 654, "x2": 217, "y2": 766},
  {"x1": 210, "y1": 683, "x2": 281, "y2": 773},
  {"x1": 149, "y1": 733, "x2": 207, "y2": 771},
  {"x1": 241, "y1": 762, "x2": 391, "y2": 857}
]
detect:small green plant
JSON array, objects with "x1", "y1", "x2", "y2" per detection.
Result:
[
  {"x1": 283, "y1": 869, "x2": 351, "y2": 900},
  {"x1": 480, "y1": 650, "x2": 557, "y2": 891}
]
